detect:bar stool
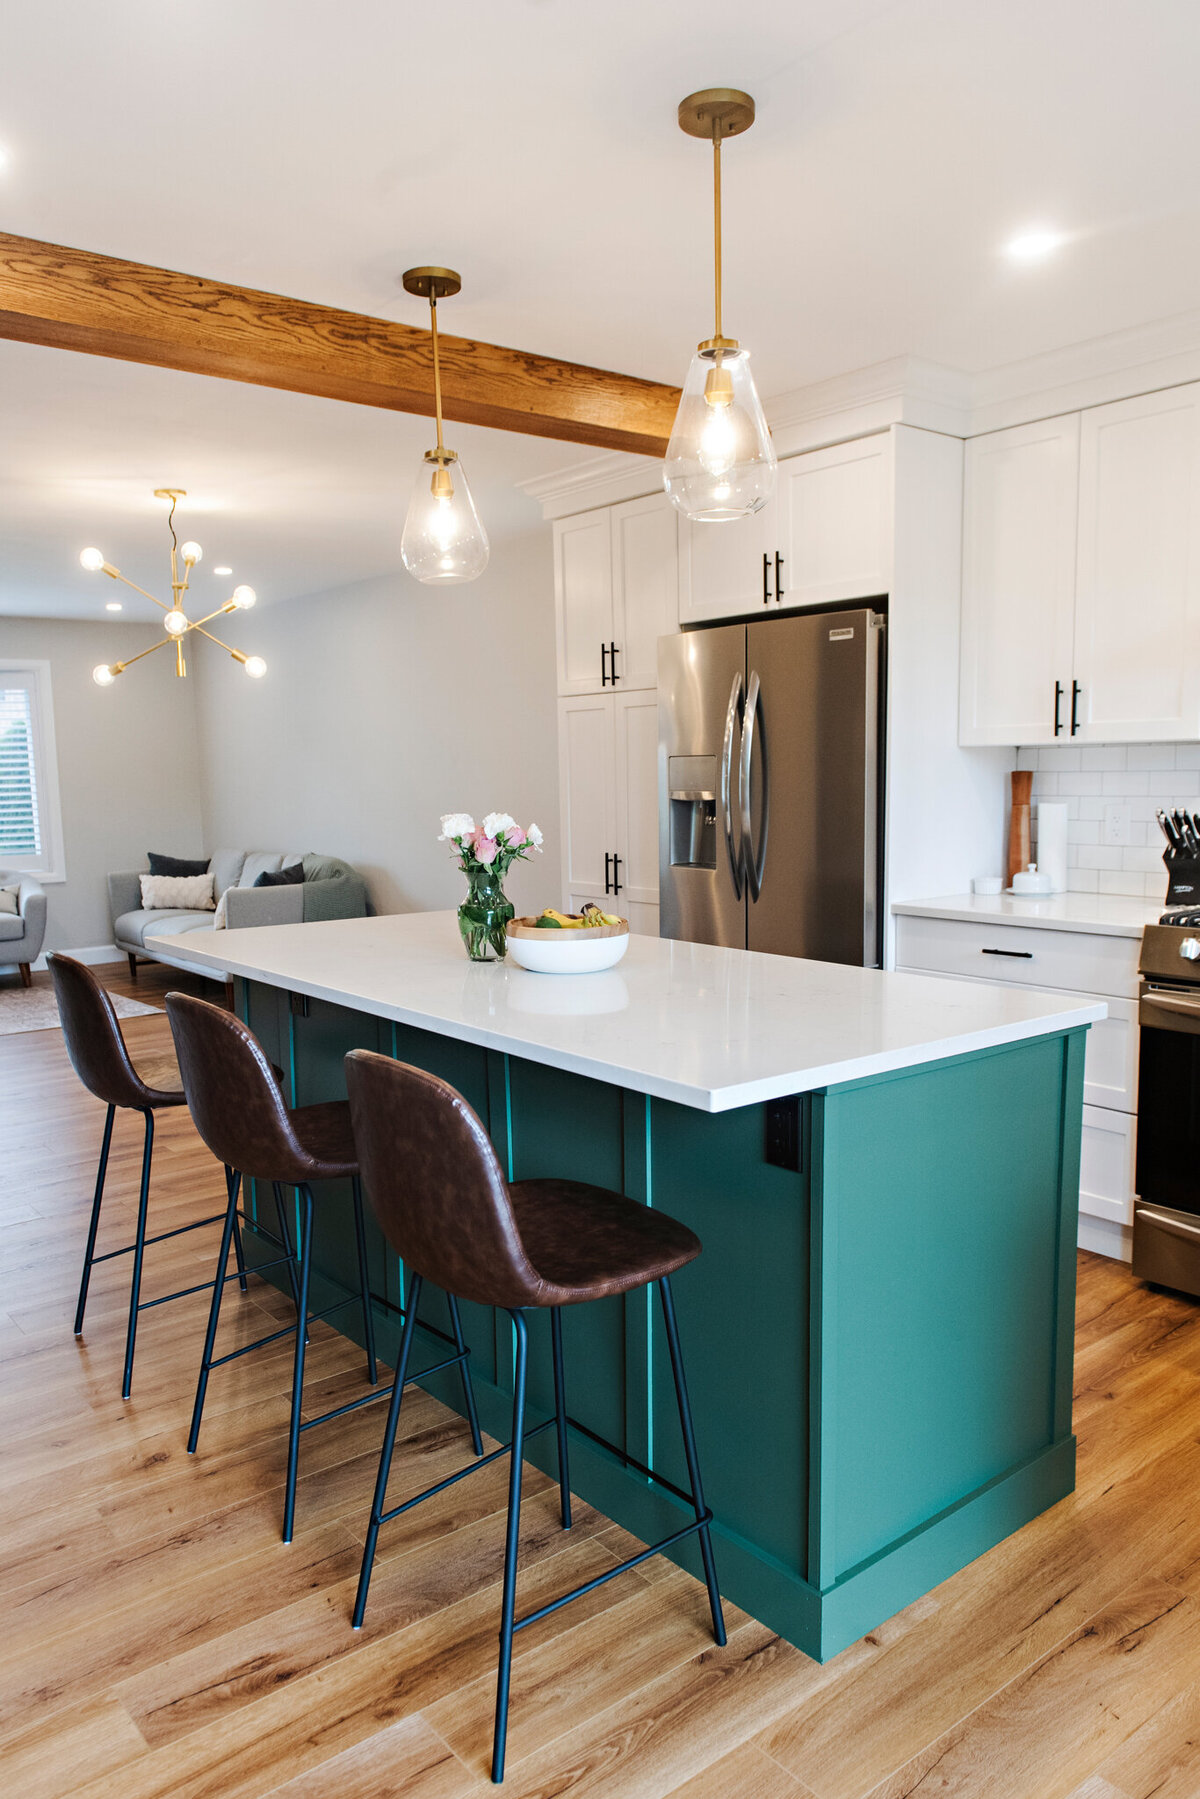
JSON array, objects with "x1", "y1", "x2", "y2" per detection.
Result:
[
  {"x1": 48, "y1": 953, "x2": 243, "y2": 1399},
  {"x1": 166, "y1": 992, "x2": 483, "y2": 1543},
  {"x1": 344, "y1": 1048, "x2": 725, "y2": 1785}
]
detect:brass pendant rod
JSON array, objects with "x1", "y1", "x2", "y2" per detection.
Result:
[
  {"x1": 712, "y1": 120, "x2": 723, "y2": 346},
  {"x1": 430, "y1": 294, "x2": 445, "y2": 458}
]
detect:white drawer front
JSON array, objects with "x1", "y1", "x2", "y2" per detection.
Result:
[
  {"x1": 894, "y1": 914, "x2": 1139, "y2": 999},
  {"x1": 1080, "y1": 1104, "x2": 1136, "y2": 1226}
]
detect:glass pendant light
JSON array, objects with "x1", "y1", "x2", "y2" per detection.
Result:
[
  {"x1": 664, "y1": 89, "x2": 776, "y2": 523},
  {"x1": 400, "y1": 267, "x2": 490, "y2": 585}
]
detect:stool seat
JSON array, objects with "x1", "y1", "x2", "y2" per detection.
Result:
[
  {"x1": 509, "y1": 1179, "x2": 700, "y2": 1304},
  {"x1": 288, "y1": 1100, "x2": 359, "y2": 1182},
  {"x1": 128, "y1": 1046, "x2": 186, "y2": 1105}
]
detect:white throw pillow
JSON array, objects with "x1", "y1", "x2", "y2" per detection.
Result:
[
  {"x1": 0, "y1": 886, "x2": 18, "y2": 916},
  {"x1": 139, "y1": 872, "x2": 216, "y2": 911},
  {"x1": 213, "y1": 888, "x2": 229, "y2": 929}
]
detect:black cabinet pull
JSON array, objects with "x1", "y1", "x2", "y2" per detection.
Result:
[
  {"x1": 981, "y1": 947, "x2": 1034, "y2": 959},
  {"x1": 762, "y1": 552, "x2": 772, "y2": 604},
  {"x1": 774, "y1": 552, "x2": 785, "y2": 603},
  {"x1": 1071, "y1": 680, "x2": 1082, "y2": 736},
  {"x1": 1053, "y1": 681, "x2": 1064, "y2": 736},
  {"x1": 600, "y1": 643, "x2": 609, "y2": 687},
  {"x1": 611, "y1": 853, "x2": 623, "y2": 896},
  {"x1": 604, "y1": 852, "x2": 612, "y2": 895},
  {"x1": 609, "y1": 640, "x2": 620, "y2": 682}
]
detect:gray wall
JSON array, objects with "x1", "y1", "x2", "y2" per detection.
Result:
[
  {"x1": 193, "y1": 528, "x2": 561, "y2": 919},
  {"x1": 0, "y1": 616, "x2": 205, "y2": 950}
]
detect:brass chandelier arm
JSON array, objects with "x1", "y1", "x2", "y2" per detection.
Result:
[
  {"x1": 120, "y1": 636, "x2": 173, "y2": 671},
  {"x1": 188, "y1": 600, "x2": 239, "y2": 631},
  {"x1": 109, "y1": 571, "x2": 169, "y2": 610},
  {"x1": 190, "y1": 622, "x2": 239, "y2": 654}
]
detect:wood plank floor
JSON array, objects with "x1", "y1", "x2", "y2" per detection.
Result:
[{"x1": 4, "y1": 959, "x2": 1200, "y2": 1797}]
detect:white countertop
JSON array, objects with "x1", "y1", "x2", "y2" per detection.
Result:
[
  {"x1": 893, "y1": 891, "x2": 1163, "y2": 939},
  {"x1": 149, "y1": 911, "x2": 1106, "y2": 1114}
]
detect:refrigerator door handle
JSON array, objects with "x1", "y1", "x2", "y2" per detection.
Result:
[
  {"x1": 720, "y1": 670, "x2": 745, "y2": 900},
  {"x1": 740, "y1": 669, "x2": 769, "y2": 902}
]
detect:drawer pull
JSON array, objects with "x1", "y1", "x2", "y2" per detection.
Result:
[{"x1": 981, "y1": 947, "x2": 1034, "y2": 959}]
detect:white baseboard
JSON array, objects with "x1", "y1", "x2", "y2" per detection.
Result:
[
  {"x1": 22, "y1": 943, "x2": 124, "y2": 972},
  {"x1": 1078, "y1": 1213, "x2": 1133, "y2": 1262}
]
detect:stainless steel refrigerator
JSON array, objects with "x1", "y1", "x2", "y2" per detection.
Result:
[{"x1": 657, "y1": 608, "x2": 885, "y2": 964}]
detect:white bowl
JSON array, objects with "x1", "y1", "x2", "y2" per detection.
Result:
[{"x1": 505, "y1": 930, "x2": 630, "y2": 975}]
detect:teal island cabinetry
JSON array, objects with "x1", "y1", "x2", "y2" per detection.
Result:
[{"x1": 151, "y1": 911, "x2": 1103, "y2": 1663}]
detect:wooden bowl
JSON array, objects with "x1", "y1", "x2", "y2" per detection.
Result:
[{"x1": 505, "y1": 915, "x2": 630, "y2": 974}]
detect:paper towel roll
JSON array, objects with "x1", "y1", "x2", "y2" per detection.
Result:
[{"x1": 1036, "y1": 801, "x2": 1068, "y2": 894}]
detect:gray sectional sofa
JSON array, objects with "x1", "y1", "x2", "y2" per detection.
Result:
[{"x1": 108, "y1": 849, "x2": 368, "y2": 982}]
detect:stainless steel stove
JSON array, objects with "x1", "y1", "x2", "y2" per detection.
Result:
[{"x1": 1133, "y1": 913, "x2": 1200, "y2": 1294}]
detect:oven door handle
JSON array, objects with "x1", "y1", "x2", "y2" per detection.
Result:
[
  {"x1": 1136, "y1": 1206, "x2": 1200, "y2": 1244},
  {"x1": 1142, "y1": 992, "x2": 1200, "y2": 1020}
]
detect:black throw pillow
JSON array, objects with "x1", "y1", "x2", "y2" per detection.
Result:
[
  {"x1": 147, "y1": 852, "x2": 210, "y2": 877},
  {"x1": 255, "y1": 863, "x2": 306, "y2": 888}
]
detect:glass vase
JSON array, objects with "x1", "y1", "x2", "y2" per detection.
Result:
[{"x1": 458, "y1": 865, "x2": 514, "y2": 962}]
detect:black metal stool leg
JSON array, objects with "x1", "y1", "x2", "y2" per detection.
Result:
[
  {"x1": 352, "y1": 1272, "x2": 424, "y2": 1628},
  {"x1": 272, "y1": 1180, "x2": 305, "y2": 1324},
  {"x1": 350, "y1": 1175, "x2": 378, "y2": 1385},
  {"x1": 448, "y1": 1291, "x2": 484, "y2": 1457},
  {"x1": 188, "y1": 1169, "x2": 241, "y2": 1452},
  {"x1": 281, "y1": 1183, "x2": 315, "y2": 1543},
  {"x1": 74, "y1": 1103, "x2": 115, "y2": 1336},
  {"x1": 492, "y1": 1308, "x2": 529, "y2": 1784},
  {"x1": 659, "y1": 1275, "x2": 726, "y2": 1647},
  {"x1": 231, "y1": 1189, "x2": 249, "y2": 1294},
  {"x1": 550, "y1": 1306, "x2": 572, "y2": 1530},
  {"x1": 120, "y1": 1110, "x2": 155, "y2": 1400}
]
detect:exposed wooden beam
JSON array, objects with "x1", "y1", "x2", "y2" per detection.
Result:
[{"x1": 0, "y1": 233, "x2": 678, "y2": 456}]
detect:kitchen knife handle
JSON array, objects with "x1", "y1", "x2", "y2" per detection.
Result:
[
  {"x1": 1053, "y1": 681, "x2": 1064, "y2": 736},
  {"x1": 611, "y1": 853, "x2": 622, "y2": 897},
  {"x1": 600, "y1": 643, "x2": 609, "y2": 687},
  {"x1": 762, "y1": 552, "x2": 772, "y2": 604},
  {"x1": 774, "y1": 552, "x2": 785, "y2": 603},
  {"x1": 1070, "y1": 681, "x2": 1082, "y2": 736}
]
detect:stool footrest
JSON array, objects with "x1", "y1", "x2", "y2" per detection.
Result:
[
  {"x1": 512, "y1": 1511, "x2": 714, "y2": 1635},
  {"x1": 90, "y1": 1209, "x2": 227, "y2": 1264},
  {"x1": 298, "y1": 1347, "x2": 470, "y2": 1435},
  {"x1": 378, "y1": 1418, "x2": 554, "y2": 1527},
  {"x1": 137, "y1": 1276, "x2": 219, "y2": 1312}
]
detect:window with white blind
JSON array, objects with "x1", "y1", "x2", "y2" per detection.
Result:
[{"x1": 0, "y1": 663, "x2": 65, "y2": 882}]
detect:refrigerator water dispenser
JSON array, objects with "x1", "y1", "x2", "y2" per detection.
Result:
[{"x1": 669, "y1": 756, "x2": 718, "y2": 869}]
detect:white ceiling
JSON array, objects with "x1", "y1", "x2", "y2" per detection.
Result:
[{"x1": 4, "y1": 0, "x2": 1200, "y2": 616}]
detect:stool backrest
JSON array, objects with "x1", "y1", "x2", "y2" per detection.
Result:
[
  {"x1": 166, "y1": 990, "x2": 298, "y2": 1179},
  {"x1": 345, "y1": 1049, "x2": 545, "y2": 1310},
  {"x1": 48, "y1": 953, "x2": 150, "y2": 1111}
]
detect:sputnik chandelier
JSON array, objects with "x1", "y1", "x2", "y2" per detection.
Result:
[{"x1": 83, "y1": 489, "x2": 265, "y2": 687}]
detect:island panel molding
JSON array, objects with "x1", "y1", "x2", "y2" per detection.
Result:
[{"x1": 0, "y1": 233, "x2": 680, "y2": 455}]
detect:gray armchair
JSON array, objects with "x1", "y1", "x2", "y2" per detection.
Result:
[{"x1": 0, "y1": 875, "x2": 47, "y2": 988}]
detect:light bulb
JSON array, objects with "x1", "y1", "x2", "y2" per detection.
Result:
[
  {"x1": 401, "y1": 456, "x2": 489, "y2": 586},
  {"x1": 92, "y1": 664, "x2": 116, "y2": 686},
  {"x1": 231, "y1": 584, "x2": 256, "y2": 609},
  {"x1": 180, "y1": 541, "x2": 202, "y2": 565},
  {"x1": 664, "y1": 348, "x2": 776, "y2": 523},
  {"x1": 163, "y1": 608, "x2": 189, "y2": 637},
  {"x1": 80, "y1": 547, "x2": 105, "y2": 572},
  {"x1": 243, "y1": 655, "x2": 267, "y2": 679}
]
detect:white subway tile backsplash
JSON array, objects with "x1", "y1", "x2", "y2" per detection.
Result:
[
  {"x1": 1101, "y1": 771, "x2": 1152, "y2": 796},
  {"x1": 1037, "y1": 745, "x2": 1082, "y2": 772},
  {"x1": 1076, "y1": 845, "x2": 1123, "y2": 870},
  {"x1": 1080, "y1": 747, "x2": 1127, "y2": 771},
  {"x1": 1072, "y1": 773, "x2": 1105, "y2": 796},
  {"x1": 1067, "y1": 820, "x2": 1100, "y2": 846},
  {"x1": 1175, "y1": 745, "x2": 1200, "y2": 769},
  {"x1": 1017, "y1": 742, "x2": 1195, "y2": 904},
  {"x1": 1127, "y1": 746, "x2": 1179, "y2": 771},
  {"x1": 1016, "y1": 746, "x2": 1039, "y2": 771},
  {"x1": 1098, "y1": 871, "x2": 1152, "y2": 898},
  {"x1": 1069, "y1": 868, "x2": 1100, "y2": 892}
]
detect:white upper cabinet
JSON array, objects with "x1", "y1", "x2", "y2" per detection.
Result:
[
  {"x1": 1074, "y1": 386, "x2": 1200, "y2": 742},
  {"x1": 613, "y1": 689, "x2": 661, "y2": 937},
  {"x1": 959, "y1": 416, "x2": 1080, "y2": 746},
  {"x1": 679, "y1": 433, "x2": 890, "y2": 624},
  {"x1": 610, "y1": 495, "x2": 681, "y2": 690},
  {"x1": 554, "y1": 494, "x2": 679, "y2": 695},
  {"x1": 776, "y1": 436, "x2": 891, "y2": 609}
]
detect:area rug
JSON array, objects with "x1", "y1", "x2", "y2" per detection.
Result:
[{"x1": 0, "y1": 986, "x2": 161, "y2": 1035}]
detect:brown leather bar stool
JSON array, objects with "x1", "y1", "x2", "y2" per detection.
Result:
[
  {"x1": 344, "y1": 1049, "x2": 725, "y2": 1785},
  {"x1": 48, "y1": 953, "x2": 243, "y2": 1399},
  {"x1": 166, "y1": 992, "x2": 481, "y2": 1543}
]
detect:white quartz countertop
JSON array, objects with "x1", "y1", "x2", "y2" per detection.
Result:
[
  {"x1": 148, "y1": 911, "x2": 1106, "y2": 1113},
  {"x1": 893, "y1": 891, "x2": 1162, "y2": 939}
]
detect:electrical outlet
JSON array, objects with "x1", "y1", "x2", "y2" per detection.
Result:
[{"x1": 1103, "y1": 802, "x2": 1132, "y2": 847}]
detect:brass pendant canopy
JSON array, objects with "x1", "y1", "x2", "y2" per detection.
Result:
[
  {"x1": 677, "y1": 88, "x2": 756, "y2": 140},
  {"x1": 401, "y1": 265, "x2": 462, "y2": 302}
]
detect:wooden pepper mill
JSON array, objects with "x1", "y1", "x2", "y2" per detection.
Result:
[{"x1": 1007, "y1": 770, "x2": 1033, "y2": 887}]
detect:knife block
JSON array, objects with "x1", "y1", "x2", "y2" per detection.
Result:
[{"x1": 1007, "y1": 771, "x2": 1033, "y2": 888}]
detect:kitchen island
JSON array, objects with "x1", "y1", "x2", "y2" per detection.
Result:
[{"x1": 150, "y1": 910, "x2": 1104, "y2": 1662}]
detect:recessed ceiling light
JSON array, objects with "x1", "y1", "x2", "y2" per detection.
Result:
[
  {"x1": 106, "y1": 600, "x2": 122, "y2": 611},
  {"x1": 1005, "y1": 228, "x2": 1065, "y2": 262},
  {"x1": 213, "y1": 565, "x2": 232, "y2": 576}
]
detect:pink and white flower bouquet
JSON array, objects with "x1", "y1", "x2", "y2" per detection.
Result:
[{"x1": 439, "y1": 811, "x2": 543, "y2": 960}]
